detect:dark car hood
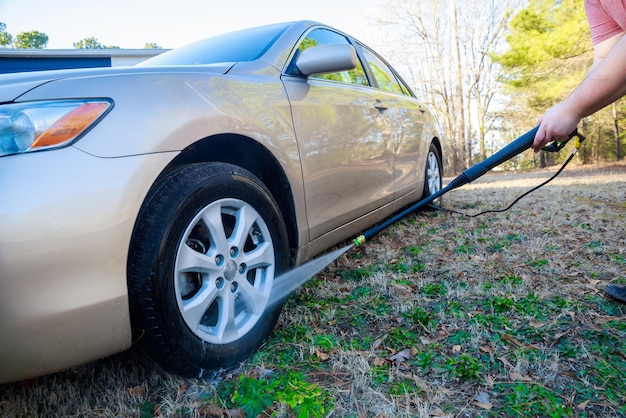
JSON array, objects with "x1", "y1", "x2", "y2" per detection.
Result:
[{"x1": 0, "y1": 63, "x2": 235, "y2": 102}]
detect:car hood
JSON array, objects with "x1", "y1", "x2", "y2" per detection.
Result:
[{"x1": 0, "y1": 63, "x2": 236, "y2": 102}]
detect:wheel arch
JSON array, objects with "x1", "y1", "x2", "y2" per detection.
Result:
[
  {"x1": 430, "y1": 136, "x2": 443, "y2": 165},
  {"x1": 160, "y1": 134, "x2": 299, "y2": 265}
]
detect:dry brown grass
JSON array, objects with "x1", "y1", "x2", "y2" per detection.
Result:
[{"x1": 1, "y1": 162, "x2": 625, "y2": 417}]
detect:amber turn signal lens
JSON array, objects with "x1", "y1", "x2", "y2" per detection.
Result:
[{"x1": 31, "y1": 102, "x2": 109, "y2": 148}]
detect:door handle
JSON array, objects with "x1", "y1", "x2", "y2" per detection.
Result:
[{"x1": 374, "y1": 100, "x2": 388, "y2": 111}]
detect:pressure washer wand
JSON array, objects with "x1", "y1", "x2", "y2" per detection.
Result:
[{"x1": 354, "y1": 125, "x2": 548, "y2": 245}]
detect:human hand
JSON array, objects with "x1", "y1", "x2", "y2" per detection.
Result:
[{"x1": 533, "y1": 102, "x2": 581, "y2": 152}]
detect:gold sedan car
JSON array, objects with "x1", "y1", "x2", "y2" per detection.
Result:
[{"x1": 0, "y1": 20, "x2": 443, "y2": 383}]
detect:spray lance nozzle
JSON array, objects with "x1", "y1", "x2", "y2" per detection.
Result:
[{"x1": 353, "y1": 235, "x2": 366, "y2": 247}]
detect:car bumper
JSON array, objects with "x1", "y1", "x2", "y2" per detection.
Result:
[{"x1": 0, "y1": 146, "x2": 175, "y2": 383}]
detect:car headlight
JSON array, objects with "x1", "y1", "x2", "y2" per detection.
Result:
[{"x1": 0, "y1": 99, "x2": 112, "y2": 157}]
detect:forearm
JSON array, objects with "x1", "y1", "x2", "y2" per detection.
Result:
[
  {"x1": 566, "y1": 34, "x2": 626, "y2": 118},
  {"x1": 532, "y1": 33, "x2": 626, "y2": 151}
]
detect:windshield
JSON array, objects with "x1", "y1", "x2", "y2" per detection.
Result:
[{"x1": 140, "y1": 22, "x2": 291, "y2": 66}]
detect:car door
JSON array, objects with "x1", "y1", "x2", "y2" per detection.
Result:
[
  {"x1": 355, "y1": 42, "x2": 431, "y2": 199},
  {"x1": 281, "y1": 28, "x2": 395, "y2": 240}
]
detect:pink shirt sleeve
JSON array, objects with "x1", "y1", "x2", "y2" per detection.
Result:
[{"x1": 585, "y1": 0, "x2": 626, "y2": 45}]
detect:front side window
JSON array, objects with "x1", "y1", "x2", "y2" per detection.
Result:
[{"x1": 291, "y1": 28, "x2": 369, "y2": 86}]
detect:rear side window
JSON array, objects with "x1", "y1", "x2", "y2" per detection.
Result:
[
  {"x1": 358, "y1": 45, "x2": 409, "y2": 95},
  {"x1": 291, "y1": 28, "x2": 369, "y2": 86}
]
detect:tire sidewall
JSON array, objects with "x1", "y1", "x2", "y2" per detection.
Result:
[
  {"x1": 422, "y1": 143, "x2": 443, "y2": 199},
  {"x1": 129, "y1": 163, "x2": 288, "y2": 376}
]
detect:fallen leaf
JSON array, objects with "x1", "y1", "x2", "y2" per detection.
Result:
[
  {"x1": 594, "y1": 315, "x2": 619, "y2": 325},
  {"x1": 577, "y1": 400, "x2": 590, "y2": 411},
  {"x1": 420, "y1": 329, "x2": 449, "y2": 344},
  {"x1": 153, "y1": 405, "x2": 163, "y2": 417},
  {"x1": 410, "y1": 374, "x2": 432, "y2": 393},
  {"x1": 473, "y1": 401, "x2": 493, "y2": 410},
  {"x1": 315, "y1": 349, "x2": 330, "y2": 360},
  {"x1": 428, "y1": 407, "x2": 448, "y2": 417},
  {"x1": 501, "y1": 334, "x2": 523, "y2": 347},
  {"x1": 198, "y1": 403, "x2": 245, "y2": 417},
  {"x1": 486, "y1": 374, "x2": 495, "y2": 388},
  {"x1": 438, "y1": 386, "x2": 455, "y2": 396},
  {"x1": 501, "y1": 333, "x2": 540, "y2": 349},
  {"x1": 388, "y1": 348, "x2": 412, "y2": 363},
  {"x1": 560, "y1": 371, "x2": 579, "y2": 380},
  {"x1": 474, "y1": 392, "x2": 491, "y2": 404},
  {"x1": 509, "y1": 372, "x2": 532, "y2": 382}
]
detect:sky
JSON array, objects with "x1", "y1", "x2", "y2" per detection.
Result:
[{"x1": 0, "y1": 0, "x2": 384, "y2": 50}]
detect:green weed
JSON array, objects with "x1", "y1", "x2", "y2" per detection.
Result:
[
  {"x1": 413, "y1": 349, "x2": 437, "y2": 370},
  {"x1": 444, "y1": 354, "x2": 482, "y2": 380},
  {"x1": 444, "y1": 300, "x2": 466, "y2": 317},
  {"x1": 420, "y1": 282, "x2": 447, "y2": 296},
  {"x1": 448, "y1": 330, "x2": 472, "y2": 345},
  {"x1": 388, "y1": 327, "x2": 421, "y2": 347},
  {"x1": 611, "y1": 254, "x2": 626, "y2": 265},
  {"x1": 407, "y1": 245, "x2": 423, "y2": 256},
  {"x1": 231, "y1": 375, "x2": 279, "y2": 416},
  {"x1": 388, "y1": 257, "x2": 410, "y2": 274},
  {"x1": 340, "y1": 267, "x2": 373, "y2": 281},
  {"x1": 455, "y1": 242, "x2": 475, "y2": 254},
  {"x1": 486, "y1": 295, "x2": 515, "y2": 313},
  {"x1": 496, "y1": 383, "x2": 573, "y2": 417},
  {"x1": 311, "y1": 334, "x2": 339, "y2": 351},
  {"x1": 472, "y1": 313, "x2": 513, "y2": 330},
  {"x1": 402, "y1": 306, "x2": 437, "y2": 331},
  {"x1": 527, "y1": 259, "x2": 549, "y2": 268},
  {"x1": 228, "y1": 372, "x2": 332, "y2": 418},
  {"x1": 276, "y1": 372, "x2": 332, "y2": 418},
  {"x1": 498, "y1": 275, "x2": 523, "y2": 286},
  {"x1": 389, "y1": 379, "x2": 423, "y2": 396},
  {"x1": 486, "y1": 234, "x2": 524, "y2": 252}
]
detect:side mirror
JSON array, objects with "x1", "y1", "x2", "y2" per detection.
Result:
[{"x1": 295, "y1": 44, "x2": 357, "y2": 76}]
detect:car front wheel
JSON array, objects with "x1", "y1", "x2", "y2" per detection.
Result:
[{"x1": 127, "y1": 162, "x2": 289, "y2": 377}]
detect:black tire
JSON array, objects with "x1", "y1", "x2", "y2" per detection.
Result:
[
  {"x1": 127, "y1": 162, "x2": 289, "y2": 377},
  {"x1": 421, "y1": 142, "x2": 443, "y2": 203}
]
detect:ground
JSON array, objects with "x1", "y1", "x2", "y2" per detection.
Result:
[{"x1": 1, "y1": 162, "x2": 625, "y2": 417}]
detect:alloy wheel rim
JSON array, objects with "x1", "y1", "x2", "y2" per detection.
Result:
[
  {"x1": 173, "y1": 198, "x2": 275, "y2": 344},
  {"x1": 426, "y1": 151, "x2": 441, "y2": 194}
]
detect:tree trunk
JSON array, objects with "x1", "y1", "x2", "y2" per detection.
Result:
[
  {"x1": 612, "y1": 102, "x2": 621, "y2": 160},
  {"x1": 451, "y1": 0, "x2": 467, "y2": 171}
]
